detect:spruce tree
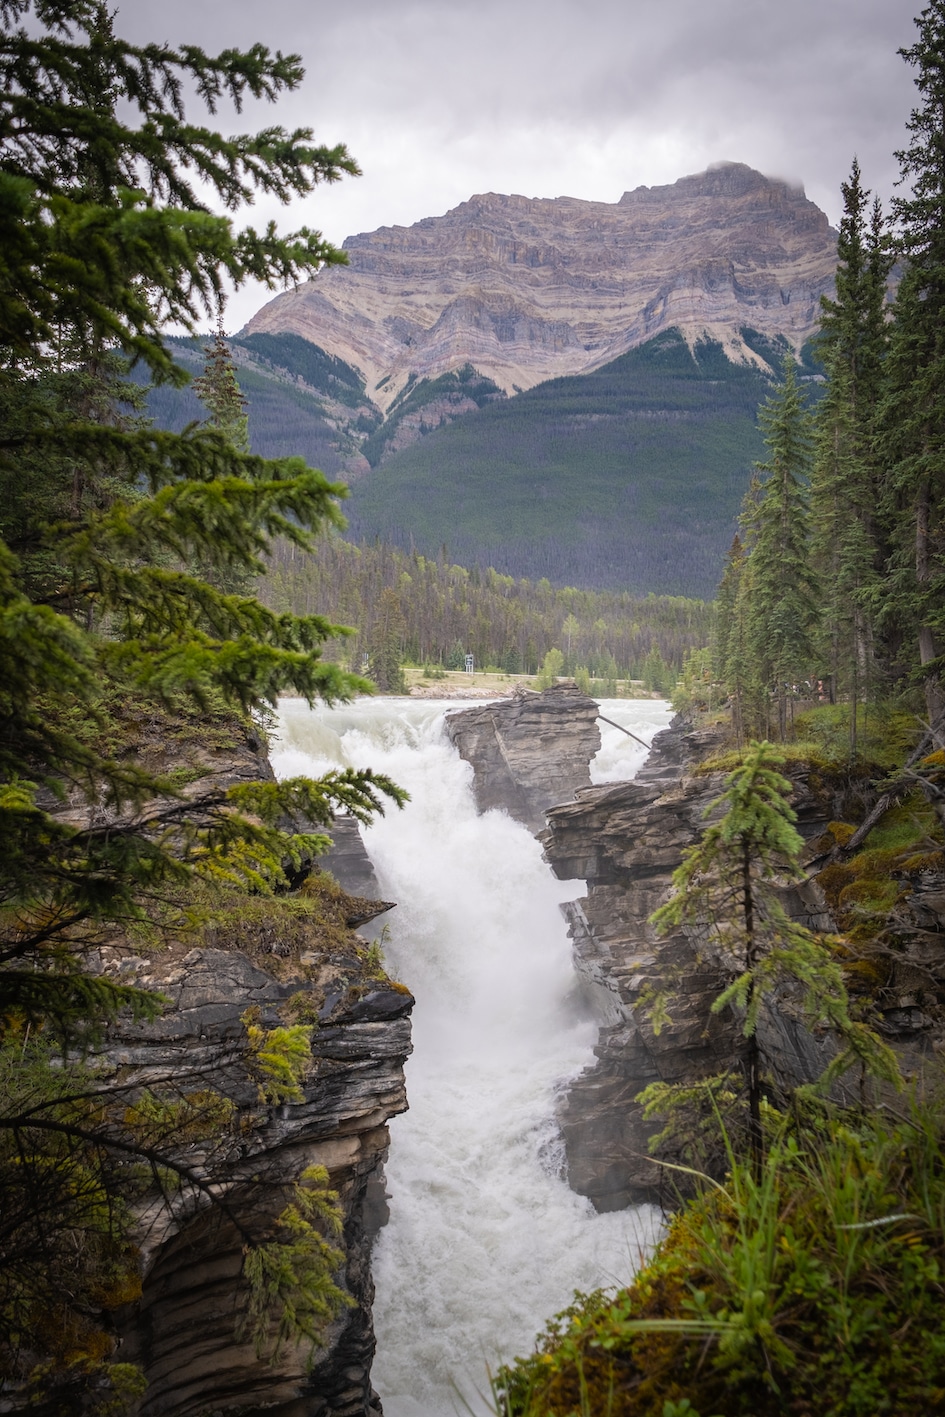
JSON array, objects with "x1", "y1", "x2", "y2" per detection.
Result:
[
  {"x1": 740, "y1": 357, "x2": 818, "y2": 739},
  {"x1": 810, "y1": 161, "x2": 892, "y2": 751},
  {"x1": 0, "y1": 1, "x2": 401, "y2": 1040},
  {"x1": 876, "y1": 0, "x2": 945, "y2": 733},
  {"x1": 649, "y1": 742, "x2": 899, "y2": 1177},
  {"x1": 194, "y1": 326, "x2": 251, "y2": 455}
]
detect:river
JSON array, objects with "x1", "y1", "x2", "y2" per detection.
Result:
[{"x1": 271, "y1": 695, "x2": 673, "y2": 1417}]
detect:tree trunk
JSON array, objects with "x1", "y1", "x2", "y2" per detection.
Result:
[
  {"x1": 916, "y1": 478, "x2": 945, "y2": 732},
  {"x1": 742, "y1": 840, "x2": 763, "y2": 1181}
]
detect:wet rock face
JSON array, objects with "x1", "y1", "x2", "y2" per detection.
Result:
[
  {"x1": 541, "y1": 720, "x2": 838, "y2": 1211},
  {"x1": 445, "y1": 683, "x2": 602, "y2": 834},
  {"x1": 321, "y1": 815, "x2": 385, "y2": 901},
  {"x1": 108, "y1": 945, "x2": 413, "y2": 1417}
]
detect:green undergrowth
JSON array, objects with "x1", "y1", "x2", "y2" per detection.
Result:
[
  {"x1": 692, "y1": 704, "x2": 944, "y2": 1007},
  {"x1": 815, "y1": 795, "x2": 944, "y2": 974},
  {"x1": 124, "y1": 868, "x2": 390, "y2": 996},
  {"x1": 494, "y1": 1102, "x2": 945, "y2": 1417},
  {"x1": 183, "y1": 870, "x2": 377, "y2": 966},
  {"x1": 792, "y1": 704, "x2": 922, "y2": 773}
]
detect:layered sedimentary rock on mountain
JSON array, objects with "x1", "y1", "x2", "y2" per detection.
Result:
[
  {"x1": 445, "y1": 683, "x2": 601, "y2": 834},
  {"x1": 246, "y1": 163, "x2": 836, "y2": 409}
]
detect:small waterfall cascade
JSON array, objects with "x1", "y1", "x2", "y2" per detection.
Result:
[{"x1": 271, "y1": 697, "x2": 673, "y2": 1417}]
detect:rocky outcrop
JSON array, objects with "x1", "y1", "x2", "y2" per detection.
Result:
[
  {"x1": 33, "y1": 711, "x2": 412, "y2": 1417},
  {"x1": 542, "y1": 719, "x2": 945, "y2": 1211},
  {"x1": 246, "y1": 163, "x2": 837, "y2": 409},
  {"x1": 541, "y1": 720, "x2": 842, "y2": 1210},
  {"x1": 445, "y1": 683, "x2": 601, "y2": 833},
  {"x1": 321, "y1": 815, "x2": 384, "y2": 900},
  {"x1": 106, "y1": 933, "x2": 412, "y2": 1417}
]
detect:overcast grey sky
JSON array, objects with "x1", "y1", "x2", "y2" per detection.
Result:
[{"x1": 116, "y1": 0, "x2": 921, "y2": 329}]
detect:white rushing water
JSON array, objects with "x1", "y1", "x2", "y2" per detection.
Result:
[{"x1": 271, "y1": 696, "x2": 673, "y2": 1417}]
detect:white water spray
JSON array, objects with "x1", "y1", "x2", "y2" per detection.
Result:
[{"x1": 272, "y1": 697, "x2": 673, "y2": 1417}]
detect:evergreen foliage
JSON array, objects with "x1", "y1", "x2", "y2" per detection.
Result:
[
  {"x1": 0, "y1": 2, "x2": 405, "y2": 1400},
  {"x1": 263, "y1": 536, "x2": 714, "y2": 681},
  {"x1": 193, "y1": 327, "x2": 250, "y2": 454},
  {"x1": 647, "y1": 742, "x2": 898, "y2": 1175},
  {"x1": 810, "y1": 161, "x2": 892, "y2": 748},
  {"x1": 344, "y1": 331, "x2": 772, "y2": 598},
  {"x1": 737, "y1": 358, "x2": 818, "y2": 739},
  {"x1": 874, "y1": 0, "x2": 945, "y2": 727}
]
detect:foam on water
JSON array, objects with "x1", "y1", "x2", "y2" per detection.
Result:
[{"x1": 271, "y1": 696, "x2": 673, "y2": 1417}]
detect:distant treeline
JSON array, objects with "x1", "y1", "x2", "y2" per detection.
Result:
[{"x1": 262, "y1": 537, "x2": 714, "y2": 680}]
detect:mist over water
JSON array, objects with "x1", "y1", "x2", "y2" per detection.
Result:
[{"x1": 272, "y1": 697, "x2": 673, "y2": 1417}]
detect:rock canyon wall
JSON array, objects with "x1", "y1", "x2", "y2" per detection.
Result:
[
  {"x1": 38, "y1": 720, "x2": 412, "y2": 1417},
  {"x1": 112, "y1": 938, "x2": 411, "y2": 1417},
  {"x1": 448, "y1": 692, "x2": 945, "y2": 1212},
  {"x1": 445, "y1": 683, "x2": 601, "y2": 834}
]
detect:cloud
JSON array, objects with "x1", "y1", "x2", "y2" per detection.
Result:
[{"x1": 114, "y1": 0, "x2": 920, "y2": 327}]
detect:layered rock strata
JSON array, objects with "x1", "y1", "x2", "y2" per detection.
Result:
[
  {"x1": 37, "y1": 715, "x2": 411, "y2": 1417},
  {"x1": 246, "y1": 163, "x2": 837, "y2": 407},
  {"x1": 445, "y1": 683, "x2": 601, "y2": 833},
  {"x1": 109, "y1": 936, "x2": 412, "y2": 1417},
  {"x1": 321, "y1": 815, "x2": 385, "y2": 900},
  {"x1": 542, "y1": 720, "x2": 945, "y2": 1210}
]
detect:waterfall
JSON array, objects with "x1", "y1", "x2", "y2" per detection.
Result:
[{"x1": 272, "y1": 696, "x2": 673, "y2": 1417}]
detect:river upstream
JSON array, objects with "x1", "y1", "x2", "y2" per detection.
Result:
[{"x1": 271, "y1": 697, "x2": 673, "y2": 1417}]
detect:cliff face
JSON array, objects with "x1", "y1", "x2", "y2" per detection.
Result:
[
  {"x1": 38, "y1": 715, "x2": 412, "y2": 1417},
  {"x1": 109, "y1": 937, "x2": 412, "y2": 1417},
  {"x1": 246, "y1": 163, "x2": 836, "y2": 409},
  {"x1": 445, "y1": 684, "x2": 601, "y2": 834},
  {"x1": 542, "y1": 719, "x2": 945, "y2": 1211}
]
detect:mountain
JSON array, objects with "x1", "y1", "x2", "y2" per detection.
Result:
[
  {"x1": 245, "y1": 162, "x2": 836, "y2": 411},
  {"x1": 143, "y1": 164, "x2": 836, "y2": 598},
  {"x1": 343, "y1": 328, "x2": 793, "y2": 598}
]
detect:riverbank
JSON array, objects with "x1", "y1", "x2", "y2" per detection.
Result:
[{"x1": 403, "y1": 668, "x2": 663, "y2": 699}]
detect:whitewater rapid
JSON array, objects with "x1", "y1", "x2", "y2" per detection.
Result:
[{"x1": 271, "y1": 696, "x2": 673, "y2": 1417}]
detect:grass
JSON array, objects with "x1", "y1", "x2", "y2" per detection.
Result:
[{"x1": 493, "y1": 1101, "x2": 945, "y2": 1417}]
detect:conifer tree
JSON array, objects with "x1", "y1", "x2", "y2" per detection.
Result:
[
  {"x1": 649, "y1": 742, "x2": 899, "y2": 1177},
  {"x1": 193, "y1": 326, "x2": 254, "y2": 596},
  {"x1": 368, "y1": 587, "x2": 408, "y2": 693},
  {"x1": 739, "y1": 357, "x2": 818, "y2": 739},
  {"x1": 194, "y1": 326, "x2": 251, "y2": 455},
  {"x1": 810, "y1": 161, "x2": 892, "y2": 750},
  {"x1": 875, "y1": 0, "x2": 945, "y2": 734},
  {"x1": 0, "y1": 1, "x2": 401, "y2": 1039}
]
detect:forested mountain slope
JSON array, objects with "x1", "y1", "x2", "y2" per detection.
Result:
[
  {"x1": 148, "y1": 327, "x2": 812, "y2": 598},
  {"x1": 344, "y1": 329, "x2": 808, "y2": 598}
]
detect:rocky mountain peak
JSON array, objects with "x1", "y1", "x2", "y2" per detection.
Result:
[{"x1": 245, "y1": 163, "x2": 837, "y2": 409}]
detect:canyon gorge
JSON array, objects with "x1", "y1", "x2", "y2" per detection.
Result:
[{"x1": 34, "y1": 685, "x2": 945, "y2": 1415}]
